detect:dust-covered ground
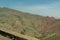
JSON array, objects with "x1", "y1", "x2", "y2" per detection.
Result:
[{"x1": 0, "y1": 35, "x2": 12, "y2": 40}]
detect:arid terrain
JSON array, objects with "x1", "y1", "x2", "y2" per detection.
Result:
[{"x1": 0, "y1": 7, "x2": 60, "y2": 40}]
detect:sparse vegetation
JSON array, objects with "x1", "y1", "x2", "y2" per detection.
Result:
[{"x1": 0, "y1": 7, "x2": 60, "y2": 40}]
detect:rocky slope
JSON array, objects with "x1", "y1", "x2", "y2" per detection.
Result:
[{"x1": 0, "y1": 7, "x2": 60, "y2": 40}]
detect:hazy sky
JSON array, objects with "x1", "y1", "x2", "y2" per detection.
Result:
[{"x1": 0, "y1": 0, "x2": 60, "y2": 18}]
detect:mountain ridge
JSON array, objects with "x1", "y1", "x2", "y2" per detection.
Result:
[{"x1": 0, "y1": 7, "x2": 60, "y2": 40}]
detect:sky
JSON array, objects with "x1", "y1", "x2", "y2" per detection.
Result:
[{"x1": 0, "y1": 0, "x2": 60, "y2": 18}]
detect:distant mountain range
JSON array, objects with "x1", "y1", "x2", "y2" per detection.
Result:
[{"x1": 0, "y1": 7, "x2": 60, "y2": 40}]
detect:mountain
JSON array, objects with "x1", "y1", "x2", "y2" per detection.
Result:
[{"x1": 0, "y1": 7, "x2": 60, "y2": 40}]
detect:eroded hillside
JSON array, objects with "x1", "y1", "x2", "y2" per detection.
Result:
[{"x1": 0, "y1": 7, "x2": 60, "y2": 40}]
